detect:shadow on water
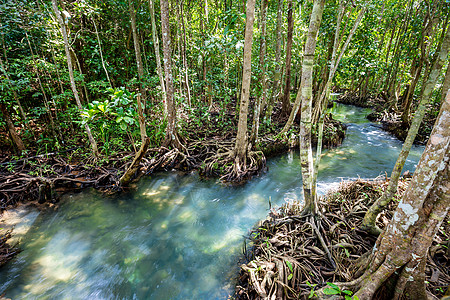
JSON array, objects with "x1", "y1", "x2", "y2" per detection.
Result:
[{"x1": 0, "y1": 104, "x2": 425, "y2": 299}]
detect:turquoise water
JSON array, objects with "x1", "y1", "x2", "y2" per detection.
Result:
[{"x1": 0, "y1": 104, "x2": 424, "y2": 299}]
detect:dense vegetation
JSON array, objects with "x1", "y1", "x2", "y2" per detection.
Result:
[{"x1": 1, "y1": 0, "x2": 449, "y2": 298}]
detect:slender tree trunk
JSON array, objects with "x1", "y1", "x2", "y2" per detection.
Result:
[
  {"x1": 250, "y1": 0, "x2": 267, "y2": 145},
  {"x1": 149, "y1": 0, "x2": 167, "y2": 116},
  {"x1": 160, "y1": 0, "x2": 182, "y2": 149},
  {"x1": 120, "y1": 94, "x2": 149, "y2": 186},
  {"x1": 25, "y1": 33, "x2": 59, "y2": 144},
  {"x1": 233, "y1": 0, "x2": 256, "y2": 163},
  {"x1": 51, "y1": 0, "x2": 99, "y2": 157},
  {"x1": 130, "y1": 0, "x2": 147, "y2": 103},
  {"x1": 92, "y1": 17, "x2": 112, "y2": 87},
  {"x1": 298, "y1": 0, "x2": 325, "y2": 215},
  {"x1": 180, "y1": 0, "x2": 191, "y2": 107},
  {"x1": 281, "y1": 0, "x2": 294, "y2": 118},
  {"x1": 265, "y1": 0, "x2": 283, "y2": 123},
  {"x1": 362, "y1": 24, "x2": 450, "y2": 235},
  {"x1": 0, "y1": 103, "x2": 25, "y2": 153}
]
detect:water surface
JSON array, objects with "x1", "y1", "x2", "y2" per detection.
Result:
[{"x1": 0, "y1": 104, "x2": 425, "y2": 299}]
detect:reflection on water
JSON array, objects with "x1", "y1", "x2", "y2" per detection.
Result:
[{"x1": 0, "y1": 104, "x2": 424, "y2": 299}]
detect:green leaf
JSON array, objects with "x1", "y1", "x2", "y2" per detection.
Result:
[
  {"x1": 326, "y1": 282, "x2": 340, "y2": 290},
  {"x1": 287, "y1": 273, "x2": 293, "y2": 280},
  {"x1": 345, "y1": 295, "x2": 352, "y2": 300},
  {"x1": 322, "y1": 288, "x2": 340, "y2": 295},
  {"x1": 120, "y1": 122, "x2": 127, "y2": 130},
  {"x1": 285, "y1": 260, "x2": 293, "y2": 272},
  {"x1": 343, "y1": 290, "x2": 353, "y2": 296}
]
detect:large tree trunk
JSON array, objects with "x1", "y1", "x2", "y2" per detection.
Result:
[
  {"x1": 233, "y1": 0, "x2": 256, "y2": 163},
  {"x1": 363, "y1": 23, "x2": 450, "y2": 235},
  {"x1": 298, "y1": 0, "x2": 325, "y2": 215},
  {"x1": 0, "y1": 103, "x2": 25, "y2": 153},
  {"x1": 160, "y1": 0, "x2": 182, "y2": 149},
  {"x1": 52, "y1": 0, "x2": 99, "y2": 157},
  {"x1": 346, "y1": 90, "x2": 450, "y2": 300},
  {"x1": 280, "y1": 0, "x2": 294, "y2": 119},
  {"x1": 250, "y1": 0, "x2": 267, "y2": 145},
  {"x1": 149, "y1": 0, "x2": 167, "y2": 116}
]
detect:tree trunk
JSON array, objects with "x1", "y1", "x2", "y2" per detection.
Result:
[
  {"x1": 130, "y1": 0, "x2": 146, "y2": 102},
  {"x1": 265, "y1": 0, "x2": 283, "y2": 123},
  {"x1": 160, "y1": 0, "x2": 183, "y2": 149},
  {"x1": 280, "y1": 0, "x2": 294, "y2": 118},
  {"x1": 362, "y1": 23, "x2": 450, "y2": 235},
  {"x1": 298, "y1": 0, "x2": 325, "y2": 215},
  {"x1": 51, "y1": 0, "x2": 99, "y2": 157},
  {"x1": 0, "y1": 103, "x2": 25, "y2": 153},
  {"x1": 92, "y1": 16, "x2": 112, "y2": 87},
  {"x1": 120, "y1": 95, "x2": 149, "y2": 186},
  {"x1": 149, "y1": 0, "x2": 167, "y2": 116},
  {"x1": 250, "y1": 0, "x2": 267, "y2": 145},
  {"x1": 180, "y1": 0, "x2": 192, "y2": 107},
  {"x1": 349, "y1": 90, "x2": 450, "y2": 300},
  {"x1": 233, "y1": 0, "x2": 256, "y2": 163}
]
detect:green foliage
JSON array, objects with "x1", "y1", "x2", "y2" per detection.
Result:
[{"x1": 323, "y1": 282, "x2": 358, "y2": 300}]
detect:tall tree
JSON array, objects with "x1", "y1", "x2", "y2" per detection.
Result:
[
  {"x1": 160, "y1": 0, "x2": 183, "y2": 149},
  {"x1": 250, "y1": 0, "x2": 268, "y2": 145},
  {"x1": 149, "y1": 0, "x2": 167, "y2": 116},
  {"x1": 129, "y1": 0, "x2": 146, "y2": 103},
  {"x1": 280, "y1": 0, "x2": 294, "y2": 119},
  {"x1": 233, "y1": 0, "x2": 256, "y2": 166},
  {"x1": 51, "y1": 0, "x2": 99, "y2": 157},
  {"x1": 265, "y1": 0, "x2": 283, "y2": 123},
  {"x1": 362, "y1": 23, "x2": 450, "y2": 234},
  {"x1": 298, "y1": 0, "x2": 325, "y2": 215}
]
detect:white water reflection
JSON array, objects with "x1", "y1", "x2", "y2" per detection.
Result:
[{"x1": 0, "y1": 104, "x2": 425, "y2": 299}]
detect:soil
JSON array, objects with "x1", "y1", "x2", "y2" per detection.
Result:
[
  {"x1": 337, "y1": 91, "x2": 438, "y2": 145},
  {"x1": 235, "y1": 179, "x2": 449, "y2": 299}
]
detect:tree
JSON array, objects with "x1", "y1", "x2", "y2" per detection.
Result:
[
  {"x1": 329, "y1": 90, "x2": 449, "y2": 299},
  {"x1": 363, "y1": 23, "x2": 450, "y2": 234},
  {"x1": 160, "y1": 0, "x2": 183, "y2": 150},
  {"x1": 232, "y1": 0, "x2": 256, "y2": 167},
  {"x1": 250, "y1": 0, "x2": 268, "y2": 145},
  {"x1": 280, "y1": 0, "x2": 294, "y2": 119},
  {"x1": 298, "y1": 0, "x2": 325, "y2": 214},
  {"x1": 51, "y1": 0, "x2": 99, "y2": 157}
]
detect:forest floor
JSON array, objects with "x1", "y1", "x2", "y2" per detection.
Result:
[
  {"x1": 235, "y1": 179, "x2": 450, "y2": 300},
  {"x1": 0, "y1": 100, "x2": 346, "y2": 267},
  {"x1": 337, "y1": 91, "x2": 438, "y2": 145}
]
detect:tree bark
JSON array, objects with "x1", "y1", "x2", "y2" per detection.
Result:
[
  {"x1": 129, "y1": 0, "x2": 146, "y2": 102},
  {"x1": 442, "y1": 62, "x2": 450, "y2": 103},
  {"x1": 298, "y1": 0, "x2": 325, "y2": 215},
  {"x1": 280, "y1": 0, "x2": 294, "y2": 118},
  {"x1": 250, "y1": 0, "x2": 267, "y2": 145},
  {"x1": 51, "y1": 0, "x2": 99, "y2": 157},
  {"x1": 233, "y1": 0, "x2": 256, "y2": 163},
  {"x1": 180, "y1": 0, "x2": 191, "y2": 107},
  {"x1": 265, "y1": 0, "x2": 283, "y2": 123},
  {"x1": 351, "y1": 90, "x2": 450, "y2": 300},
  {"x1": 149, "y1": 0, "x2": 167, "y2": 116},
  {"x1": 160, "y1": 0, "x2": 182, "y2": 149},
  {"x1": 363, "y1": 23, "x2": 450, "y2": 235}
]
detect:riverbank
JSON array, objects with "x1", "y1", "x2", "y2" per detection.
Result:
[
  {"x1": 337, "y1": 91, "x2": 436, "y2": 145},
  {"x1": 0, "y1": 105, "x2": 346, "y2": 266},
  {"x1": 235, "y1": 179, "x2": 449, "y2": 299}
]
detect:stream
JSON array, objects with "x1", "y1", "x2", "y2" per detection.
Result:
[{"x1": 0, "y1": 104, "x2": 425, "y2": 299}]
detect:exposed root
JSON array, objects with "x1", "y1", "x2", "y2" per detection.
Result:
[
  {"x1": 0, "y1": 229, "x2": 20, "y2": 267},
  {"x1": 235, "y1": 179, "x2": 448, "y2": 300}
]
